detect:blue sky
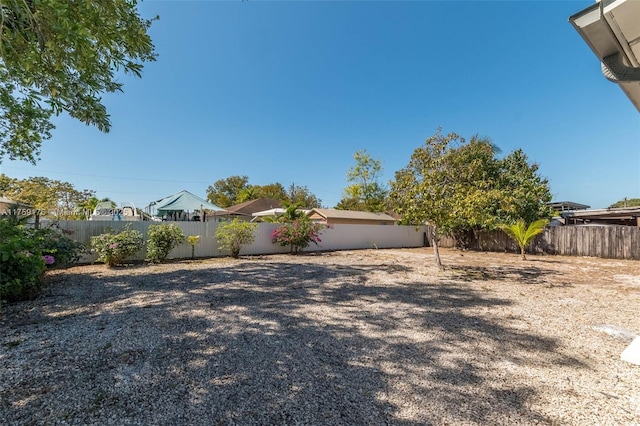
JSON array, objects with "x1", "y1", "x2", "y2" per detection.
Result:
[{"x1": 1, "y1": 0, "x2": 639, "y2": 210}]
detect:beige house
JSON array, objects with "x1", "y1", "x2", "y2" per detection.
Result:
[
  {"x1": 307, "y1": 208, "x2": 397, "y2": 225},
  {"x1": 211, "y1": 198, "x2": 283, "y2": 222},
  {"x1": 0, "y1": 196, "x2": 34, "y2": 220}
]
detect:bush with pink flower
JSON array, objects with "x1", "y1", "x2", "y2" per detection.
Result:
[
  {"x1": 271, "y1": 217, "x2": 330, "y2": 254},
  {"x1": 1, "y1": 221, "x2": 85, "y2": 303},
  {"x1": 90, "y1": 225, "x2": 144, "y2": 266}
]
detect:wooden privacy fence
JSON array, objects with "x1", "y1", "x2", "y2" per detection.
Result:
[
  {"x1": 439, "y1": 226, "x2": 640, "y2": 260},
  {"x1": 48, "y1": 220, "x2": 428, "y2": 263}
]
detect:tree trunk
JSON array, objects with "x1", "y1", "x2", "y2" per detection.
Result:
[
  {"x1": 520, "y1": 245, "x2": 526, "y2": 260},
  {"x1": 431, "y1": 225, "x2": 444, "y2": 271}
]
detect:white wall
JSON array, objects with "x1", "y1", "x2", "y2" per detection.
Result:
[{"x1": 47, "y1": 220, "x2": 428, "y2": 263}]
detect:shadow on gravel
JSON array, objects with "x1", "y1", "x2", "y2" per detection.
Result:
[
  {"x1": 447, "y1": 263, "x2": 566, "y2": 286},
  {"x1": 1, "y1": 259, "x2": 588, "y2": 425}
]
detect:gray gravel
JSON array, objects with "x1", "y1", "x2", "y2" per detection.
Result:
[{"x1": 1, "y1": 248, "x2": 639, "y2": 425}]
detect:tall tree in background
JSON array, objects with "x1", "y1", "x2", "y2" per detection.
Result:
[
  {"x1": 337, "y1": 149, "x2": 388, "y2": 212},
  {"x1": 0, "y1": 174, "x2": 94, "y2": 218},
  {"x1": 0, "y1": 0, "x2": 157, "y2": 164},
  {"x1": 286, "y1": 183, "x2": 321, "y2": 209},
  {"x1": 497, "y1": 149, "x2": 553, "y2": 224},
  {"x1": 206, "y1": 175, "x2": 250, "y2": 208},
  {"x1": 237, "y1": 183, "x2": 288, "y2": 203},
  {"x1": 609, "y1": 198, "x2": 640, "y2": 208},
  {"x1": 207, "y1": 177, "x2": 322, "y2": 209}
]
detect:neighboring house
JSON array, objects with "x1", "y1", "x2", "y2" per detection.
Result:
[
  {"x1": 570, "y1": 0, "x2": 640, "y2": 112},
  {"x1": 562, "y1": 206, "x2": 640, "y2": 227},
  {"x1": 548, "y1": 201, "x2": 591, "y2": 212},
  {"x1": 307, "y1": 208, "x2": 397, "y2": 225},
  {"x1": 0, "y1": 196, "x2": 34, "y2": 220},
  {"x1": 212, "y1": 198, "x2": 282, "y2": 222},
  {"x1": 147, "y1": 190, "x2": 224, "y2": 222}
]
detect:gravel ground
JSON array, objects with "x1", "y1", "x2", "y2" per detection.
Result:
[{"x1": 1, "y1": 248, "x2": 639, "y2": 425}]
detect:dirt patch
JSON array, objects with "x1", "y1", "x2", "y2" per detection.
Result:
[{"x1": 1, "y1": 248, "x2": 639, "y2": 425}]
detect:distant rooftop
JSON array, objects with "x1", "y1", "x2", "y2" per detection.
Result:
[{"x1": 548, "y1": 201, "x2": 591, "y2": 211}]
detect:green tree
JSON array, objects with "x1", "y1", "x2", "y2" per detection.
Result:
[
  {"x1": 497, "y1": 149, "x2": 553, "y2": 225},
  {"x1": 338, "y1": 149, "x2": 388, "y2": 212},
  {"x1": 0, "y1": 0, "x2": 157, "y2": 164},
  {"x1": 389, "y1": 129, "x2": 500, "y2": 269},
  {"x1": 236, "y1": 183, "x2": 288, "y2": 204},
  {"x1": 0, "y1": 174, "x2": 94, "y2": 218},
  {"x1": 609, "y1": 198, "x2": 640, "y2": 208},
  {"x1": 206, "y1": 175, "x2": 250, "y2": 208},
  {"x1": 286, "y1": 183, "x2": 321, "y2": 208},
  {"x1": 499, "y1": 219, "x2": 548, "y2": 260},
  {"x1": 440, "y1": 136, "x2": 504, "y2": 248},
  {"x1": 255, "y1": 183, "x2": 287, "y2": 200},
  {"x1": 215, "y1": 218, "x2": 257, "y2": 258}
]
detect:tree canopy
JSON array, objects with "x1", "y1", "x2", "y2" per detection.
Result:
[
  {"x1": 609, "y1": 198, "x2": 640, "y2": 208},
  {"x1": 206, "y1": 176, "x2": 322, "y2": 209},
  {"x1": 0, "y1": 173, "x2": 94, "y2": 218},
  {"x1": 497, "y1": 149, "x2": 553, "y2": 224},
  {"x1": 0, "y1": 0, "x2": 157, "y2": 164},
  {"x1": 286, "y1": 183, "x2": 322, "y2": 209},
  {"x1": 206, "y1": 175, "x2": 250, "y2": 208},
  {"x1": 337, "y1": 149, "x2": 388, "y2": 212},
  {"x1": 389, "y1": 128, "x2": 552, "y2": 269}
]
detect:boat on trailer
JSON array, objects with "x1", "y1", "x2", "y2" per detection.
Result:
[{"x1": 89, "y1": 201, "x2": 142, "y2": 221}]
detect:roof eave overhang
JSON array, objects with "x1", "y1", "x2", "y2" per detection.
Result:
[{"x1": 569, "y1": 0, "x2": 640, "y2": 112}]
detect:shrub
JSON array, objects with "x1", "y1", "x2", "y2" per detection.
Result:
[
  {"x1": 29, "y1": 226, "x2": 86, "y2": 268},
  {"x1": 271, "y1": 217, "x2": 329, "y2": 254},
  {"x1": 215, "y1": 219, "x2": 257, "y2": 259},
  {"x1": 90, "y1": 225, "x2": 144, "y2": 266},
  {"x1": 146, "y1": 223, "x2": 185, "y2": 263},
  {"x1": 0, "y1": 220, "x2": 47, "y2": 302}
]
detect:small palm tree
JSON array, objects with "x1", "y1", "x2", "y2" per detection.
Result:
[
  {"x1": 187, "y1": 235, "x2": 200, "y2": 260},
  {"x1": 500, "y1": 219, "x2": 548, "y2": 260}
]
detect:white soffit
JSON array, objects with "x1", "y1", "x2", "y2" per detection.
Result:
[{"x1": 570, "y1": 0, "x2": 640, "y2": 112}]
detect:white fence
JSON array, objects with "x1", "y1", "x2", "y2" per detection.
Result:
[{"x1": 48, "y1": 220, "x2": 428, "y2": 263}]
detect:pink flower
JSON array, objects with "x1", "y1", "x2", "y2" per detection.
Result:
[
  {"x1": 42, "y1": 255, "x2": 55, "y2": 265},
  {"x1": 109, "y1": 243, "x2": 118, "y2": 249}
]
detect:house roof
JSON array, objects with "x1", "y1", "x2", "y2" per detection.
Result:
[
  {"x1": 309, "y1": 208, "x2": 397, "y2": 222},
  {"x1": 562, "y1": 206, "x2": 640, "y2": 220},
  {"x1": 151, "y1": 190, "x2": 223, "y2": 214},
  {"x1": 548, "y1": 201, "x2": 591, "y2": 211},
  {"x1": 223, "y1": 198, "x2": 283, "y2": 216},
  {"x1": 0, "y1": 196, "x2": 32, "y2": 209}
]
